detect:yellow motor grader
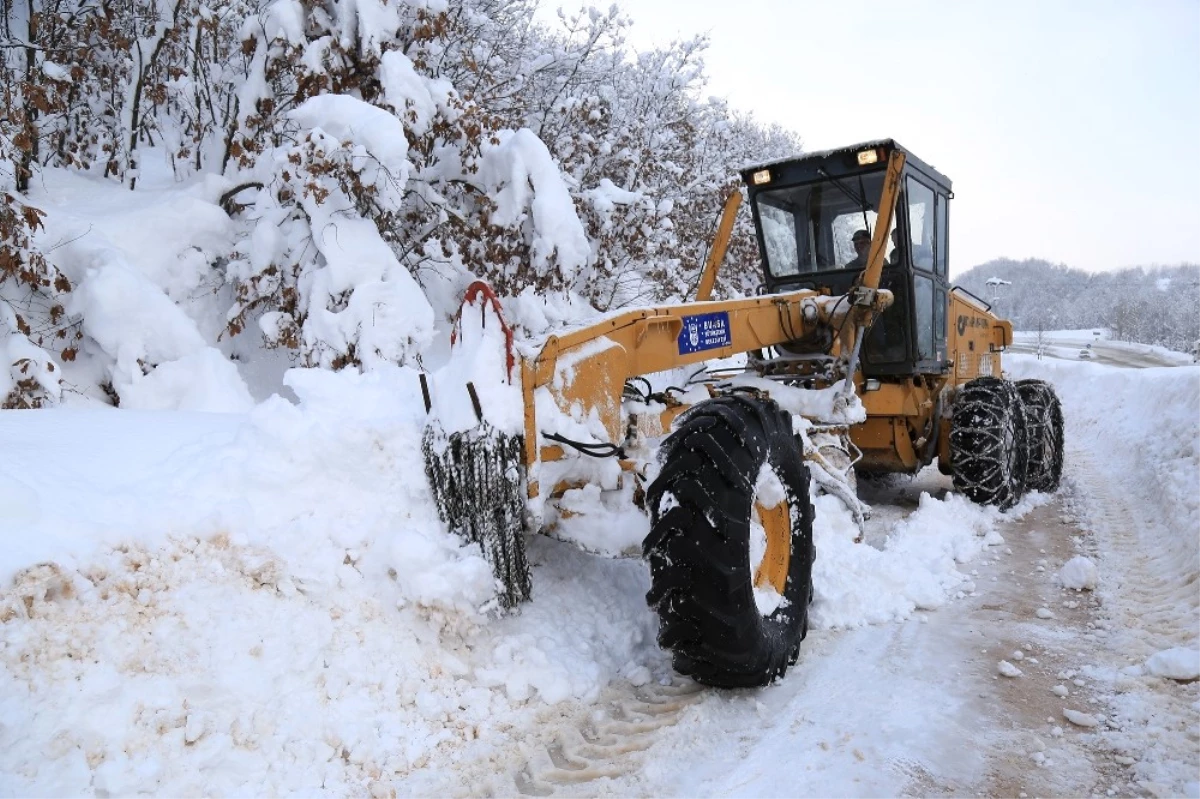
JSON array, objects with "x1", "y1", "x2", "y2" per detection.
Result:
[{"x1": 422, "y1": 140, "x2": 1064, "y2": 688}]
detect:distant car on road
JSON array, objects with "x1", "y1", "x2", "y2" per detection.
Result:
[{"x1": 1079, "y1": 349, "x2": 1093, "y2": 360}]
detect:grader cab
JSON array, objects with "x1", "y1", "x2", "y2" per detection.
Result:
[{"x1": 422, "y1": 140, "x2": 1065, "y2": 688}]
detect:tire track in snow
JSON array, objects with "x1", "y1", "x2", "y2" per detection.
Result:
[
  {"x1": 490, "y1": 678, "x2": 705, "y2": 797},
  {"x1": 1069, "y1": 447, "x2": 1198, "y2": 658},
  {"x1": 1066, "y1": 443, "x2": 1200, "y2": 794}
]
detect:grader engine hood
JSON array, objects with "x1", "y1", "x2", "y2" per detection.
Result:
[{"x1": 948, "y1": 288, "x2": 1013, "y2": 381}]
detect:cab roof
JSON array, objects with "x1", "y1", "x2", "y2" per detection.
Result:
[{"x1": 740, "y1": 139, "x2": 952, "y2": 194}]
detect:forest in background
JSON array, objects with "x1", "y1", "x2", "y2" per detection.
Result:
[{"x1": 954, "y1": 258, "x2": 1199, "y2": 354}]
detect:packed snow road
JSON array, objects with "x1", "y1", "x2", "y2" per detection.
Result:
[
  {"x1": 1, "y1": 355, "x2": 1197, "y2": 797},
  {"x1": 1010, "y1": 332, "x2": 1194, "y2": 369}
]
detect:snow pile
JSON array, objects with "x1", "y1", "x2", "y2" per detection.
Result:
[
  {"x1": 0, "y1": 532, "x2": 655, "y2": 797},
  {"x1": 1058, "y1": 555, "x2": 1098, "y2": 590},
  {"x1": 0, "y1": 366, "x2": 493, "y2": 612},
  {"x1": 1144, "y1": 647, "x2": 1200, "y2": 682},
  {"x1": 808, "y1": 487, "x2": 1046, "y2": 629},
  {"x1": 0, "y1": 366, "x2": 660, "y2": 795}
]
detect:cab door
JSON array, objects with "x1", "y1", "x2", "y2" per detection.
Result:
[{"x1": 906, "y1": 176, "x2": 950, "y2": 371}]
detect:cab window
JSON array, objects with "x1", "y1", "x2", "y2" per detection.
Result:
[
  {"x1": 755, "y1": 171, "x2": 886, "y2": 276},
  {"x1": 935, "y1": 192, "x2": 948, "y2": 275},
  {"x1": 906, "y1": 177, "x2": 936, "y2": 272}
]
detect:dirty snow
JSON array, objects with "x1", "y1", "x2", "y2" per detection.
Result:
[{"x1": 1007, "y1": 352, "x2": 1200, "y2": 798}]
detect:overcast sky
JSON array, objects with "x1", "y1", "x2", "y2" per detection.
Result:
[{"x1": 538, "y1": 0, "x2": 1200, "y2": 276}]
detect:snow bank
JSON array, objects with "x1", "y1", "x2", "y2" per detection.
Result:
[
  {"x1": 1008, "y1": 354, "x2": 1200, "y2": 797},
  {"x1": 1007, "y1": 356, "x2": 1199, "y2": 589},
  {"x1": 0, "y1": 366, "x2": 488, "y2": 609},
  {"x1": 0, "y1": 364, "x2": 661, "y2": 795},
  {"x1": 809, "y1": 485, "x2": 1045, "y2": 629}
]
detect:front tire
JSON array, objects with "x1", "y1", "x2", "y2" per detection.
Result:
[
  {"x1": 949, "y1": 377, "x2": 1029, "y2": 511},
  {"x1": 1016, "y1": 379, "x2": 1064, "y2": 492},
  {"x1": 644, "y1": 394, "x2": 814, "y2": 688}
]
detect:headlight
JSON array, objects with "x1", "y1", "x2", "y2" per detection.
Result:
[
  {"x1": 752, "y1": 169, "x2": 771, "y2": 185},
  {"x1": 856, "y1": 149, "x2": 880, "y2": 166}
]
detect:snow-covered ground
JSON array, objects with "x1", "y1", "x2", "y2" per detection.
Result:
[
  {"x1": 1003, "y1": 355, "x2": 1199, "y2": 797},
  {"x1": 2, "y1": 353, "x2": 1197, "y2": 796}
]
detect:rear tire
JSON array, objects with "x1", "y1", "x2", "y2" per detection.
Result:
[
  {"x1": 949, "y1": 377, "x2": 1029, "y2": 511},
  {"x1": 644, "y1": 394, "x2": 814, "y2": 688},
  {"x1": 1016, "y1": 379, "x2": 1064, "y2": 492}
]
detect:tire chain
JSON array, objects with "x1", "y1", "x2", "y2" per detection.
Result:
[{"x1": 950, "y1": 377, "x2": 1030, "y2": 510}]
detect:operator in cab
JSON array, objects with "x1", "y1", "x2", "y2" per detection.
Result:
[{"x1": 845, "y1": 229, "x2": 870, "y2": 268}]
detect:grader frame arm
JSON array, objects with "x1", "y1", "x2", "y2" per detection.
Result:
[{"x1": 519, "y1": 287, "x2": 892, "y2": 482}]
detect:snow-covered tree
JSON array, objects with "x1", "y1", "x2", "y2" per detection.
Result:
[
  {"x1": 956, "y1": 258, "x2": 1200, "y2": 353},
  {"x1": 3, "y1": 0, "x2": 808, "y2": 400}
]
